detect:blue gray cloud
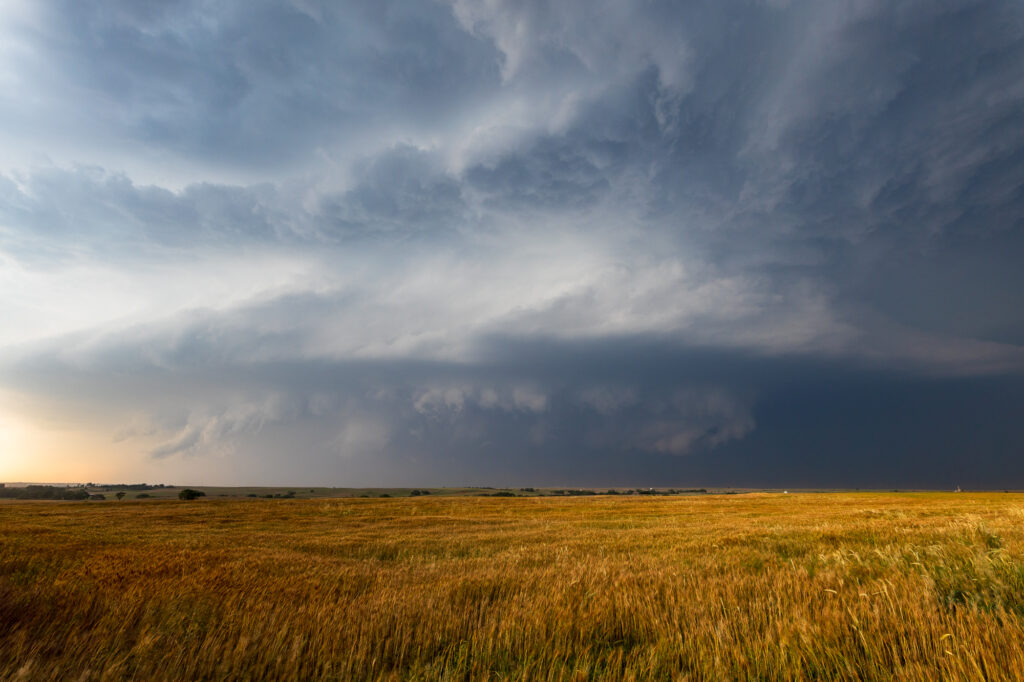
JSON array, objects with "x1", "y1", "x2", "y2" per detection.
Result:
[{"x1": 1, "y1": 0, "x2": 1023, "y2": 485}]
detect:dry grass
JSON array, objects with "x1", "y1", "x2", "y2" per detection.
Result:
[{"x1": 3, "y1": 493, "x2": 1024, "y2": 680}]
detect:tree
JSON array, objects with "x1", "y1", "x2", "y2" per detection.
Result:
[
  {"x1": 178, "y1": 489, "x2": 206, "y2": 501},
  {"x1": 115, "y1": 491, "x2": 126, "y2": 501}
]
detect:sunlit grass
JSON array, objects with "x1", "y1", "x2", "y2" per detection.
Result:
[{"x1": 3, "y1": 493, "x2": 1024, "y2": 680}]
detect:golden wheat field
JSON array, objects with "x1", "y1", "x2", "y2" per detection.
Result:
[{"x1": 3, "y1": 493, "x2": 1024, "y2": 680}]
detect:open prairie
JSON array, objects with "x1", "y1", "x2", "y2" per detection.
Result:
[{"x1": 3, "y1": 493, "x2": 1024, "y2": 680}]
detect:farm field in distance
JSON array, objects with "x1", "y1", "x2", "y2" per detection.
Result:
[{"x1": 3, "y1": 493, "x2": 1024, "y2": 680}]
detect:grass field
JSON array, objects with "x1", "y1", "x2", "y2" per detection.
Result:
[{"x1": 3, "y1": 493, "x2": 1024, "y2": 680}]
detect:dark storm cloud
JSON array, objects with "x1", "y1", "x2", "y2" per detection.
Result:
[
  {"x1": 465, "y1": 135, "x2": 612, "y2": 211},
  {"x1": 317, "y1": 146, "x2": 467, "y2": 239},
  {"x1": 0, "y1": 151, "x2": 462, "y2": 259},
  {"x1": 0, "y1": 167, "x2": 287, "y2": 256},
  {"x1": 2, "y1": 0, "x2": 1023, "y2": 485},
  {"x1": 2, "y1": 0, "x2": 499, "y2": 168},
  {"x1": 7, "y1": 332, "x2": 1024, "y2": 487}
]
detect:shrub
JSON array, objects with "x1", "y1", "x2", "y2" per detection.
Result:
[
  {"x1": 136, "y1": 493, "x2": 151, "y2": 499},
  {"x1": 178, "y1": 489, "x2": 206, "y2": 501}
]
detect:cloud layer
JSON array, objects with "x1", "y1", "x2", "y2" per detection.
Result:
[{"x1": 1, "y1": 0, "x2": 1023, "y2": 485}]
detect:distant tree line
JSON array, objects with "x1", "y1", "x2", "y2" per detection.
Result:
[
  {"x1": 0, "y1": 485, "x2": 90, "y2": 500},
  {"x1": 601, "y1": 488, "x2": 708, "y2": 496},
  {"x1": 0, "y1": 482, "x2": 179, "y2": 501},
  {"x1": 477, "y1": 488, "x2": 710, "y2": 497},
  {"x1": 246, "y1": 491, "x2": 295, "y2": 499},
  {"x1": 88, "y1": 483, "x2": 170, "y2": 492}
]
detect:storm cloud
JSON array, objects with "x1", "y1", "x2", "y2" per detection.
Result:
[{"x1": 1, "y1": 0, "x2": 1023, "y2": 486}]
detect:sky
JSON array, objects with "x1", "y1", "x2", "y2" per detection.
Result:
[{"x1": 1, "y1": 0, "x2": 1023, "y2": 488}]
